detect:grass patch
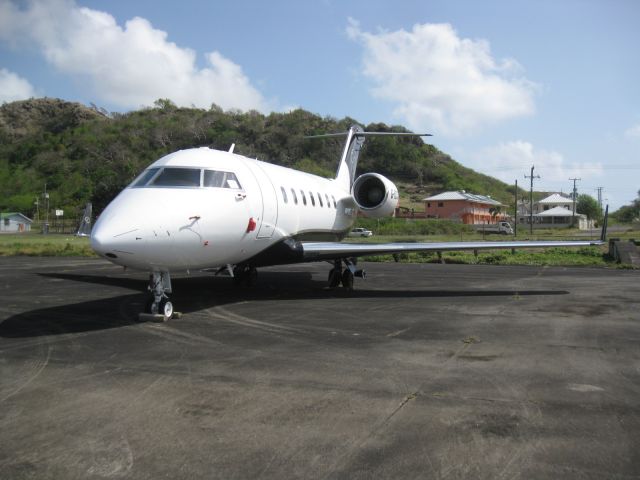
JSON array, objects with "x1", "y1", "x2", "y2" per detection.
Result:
[
  {"x1": 362, "y1": 246, "x2": 612, "y2": 267},
  {"x1": 0, "y1": 233, "x2": 96, "y2": 257},
  {"x1": 0, "y1": 228, "x2": 630, "y2": 268}
]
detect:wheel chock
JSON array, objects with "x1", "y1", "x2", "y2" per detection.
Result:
[
  {"x1": 138, "y1": 311, "x2": 183, "y2": 322},
  {"x1": 138, "y1": 312, "x2": 169, "y2": 323}
]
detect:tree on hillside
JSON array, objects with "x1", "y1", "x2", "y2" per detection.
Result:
[
  {"x1": 613, "y1": 190, "x2": 640, "y2": 223},
  {"x1": 576, "y1": 194, "x2": 602, "y2": 221},
  {"x1": 0, "y1": 97, "x2": 523, "y2": 214}
]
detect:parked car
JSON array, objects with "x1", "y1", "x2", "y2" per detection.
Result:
[
  {"x1": 349, "y1": 227, "x2": 373, "y2": 237},
  {"x1": 472, "y1": 221, "x2": 514, "y2": 235}
]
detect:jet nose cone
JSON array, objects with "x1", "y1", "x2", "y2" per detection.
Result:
[
  {"x1": 90, "y1": 224, "x2": 110, "y2": 257},
  {"x1": 91, "y1": 216, "x2": 122, "y2": 259},
  {"x1": 90, "y1": 194, "x2": 143, "y2": 260}
]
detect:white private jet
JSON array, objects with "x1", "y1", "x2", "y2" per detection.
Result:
[{"x1": 91, "y1": 125, "x2": 607, "y2": 319}]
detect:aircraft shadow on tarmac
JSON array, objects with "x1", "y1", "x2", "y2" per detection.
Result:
[{"x1": 0, "y1": 272, "x2": 568, "y2": 338}]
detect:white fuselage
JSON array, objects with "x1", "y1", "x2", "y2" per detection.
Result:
[{"x1": 91, "y1": 147, "x2": 357, "y2": 271}]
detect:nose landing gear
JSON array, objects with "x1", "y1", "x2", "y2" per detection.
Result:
[{"x1": 142, "y1": 271, "x2": 174, "y2": 321}]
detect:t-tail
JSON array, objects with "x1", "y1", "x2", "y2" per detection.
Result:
[{"x1": 306, "y1": 125, "x2": 431, "y2": 192}]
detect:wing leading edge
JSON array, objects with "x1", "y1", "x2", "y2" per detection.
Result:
[
  {"x1": 301, "y1": 239, "x2": 604, "y2": 262},
  {"x1": 303, "y1": 206, "x2": 609, "y2": 262}
]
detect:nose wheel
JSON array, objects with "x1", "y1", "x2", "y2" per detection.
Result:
[{"x1": 143, "y1": 271, "x2": 174, "y2": 321}]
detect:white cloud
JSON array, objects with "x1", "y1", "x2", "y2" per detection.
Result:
[
  {"x1": 347, "y1": 19, "x2": 537, "y2": 136},
  {"x1": 0, "y1": 0, "x2": 268, "y2": 111},
  {"x1": 0, "y1": 68, "x2": 36, "y2": 103},
  {"x1": 474, "y1": 141, "x2": 603, "y2": 187},
  {"x1": 624, "y1": 123, "x2": 640, "y2": 138}
]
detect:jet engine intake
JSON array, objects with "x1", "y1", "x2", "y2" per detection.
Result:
[{"x1": 352, "y1": 173, "x2": 399, "y2": 218}]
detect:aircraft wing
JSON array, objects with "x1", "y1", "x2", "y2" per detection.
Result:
[{"x1": 301, "y1": 239, "x2": 604, "y2": 261}]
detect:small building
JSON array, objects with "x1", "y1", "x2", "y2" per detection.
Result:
[
  {"x1": 0, "y1": 212, "x2": 33, "y2": 232},
  {"x1": 423, "y1": 191, "x2": 507, "y2": 224},
  {"x1": 516, "y1": 193, "x2": 594, "y2": 229},
  {"x1": 518, "y1": 206, "x2": 593, "y2": 229},
  {"x1": 535, "y1": 193, "x2": 573, "y2": 213}
]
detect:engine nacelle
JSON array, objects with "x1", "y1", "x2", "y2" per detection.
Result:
[{"x1": 352, "y1": 173, "x2": 399, "y2": 218}]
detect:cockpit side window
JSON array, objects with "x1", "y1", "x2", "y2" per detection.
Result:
[
  {"x1": 151, "y1": 168, "x2": 201, "y2": 187},
  {"x1": 203, "y1": 170, "x2": 242, "y2": 189},
  {"x1": 132, "y1": 168, "x2": 161, "y2": 187}
]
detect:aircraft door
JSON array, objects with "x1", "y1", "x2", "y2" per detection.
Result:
[{"x1": 245, "y1": 162, "x2": 279, "y2": 238}]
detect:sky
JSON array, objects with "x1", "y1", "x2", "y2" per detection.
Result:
[{"x1": 0, "y1": 0, "x2": 638, "y2": 210}]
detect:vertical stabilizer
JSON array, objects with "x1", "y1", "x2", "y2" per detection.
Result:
[
  {"x1": 335, "y1": 125, "x2": 365, "y2": 191},
  {"x1": 305, "y1": 124, "x2": 430, "y2": 192},
  {"x1": 76, "y1": 202, "x2": 92, "y2": 237}
]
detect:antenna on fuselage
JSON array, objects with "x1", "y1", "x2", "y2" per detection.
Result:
[{"x1": 228, "y1": 143, "x2": 236, "y2": 154}]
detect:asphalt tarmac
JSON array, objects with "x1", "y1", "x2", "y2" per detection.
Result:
[{"x1": 1, "y1": 257, "x2": 639, "y2": 479}]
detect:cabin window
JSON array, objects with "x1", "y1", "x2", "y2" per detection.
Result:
[
  {"x1": 317, "y1": 192, "x2": 324, "y2": 207},
  {"x1": 427, "y1": 202, "x2": 431, "y2": 208},
  {"x1": 325, "y1": 193, "x2": 330, "y2": 207},
  {"x1": 291, "y1": 188, "x2": 298, "y2": 205},
  {"x1": 281, "y1": 186, "x2": 288, "y2": 203},
  {"x1": 151, "y1": 168, "x2": 201, "y2": 187},
  {"x1": 309, "y1": 191, "x2": 315, "y2": 206},
  {"x1": 331, "y1": 195, "x2": 337, "y2": 208},
  {"x1": 437, "y1": 202, "x2": 444, "y2": 207},
  {"x1": 203, "y1": 170, "x2": 242, "y2": 189},
  {"x1": 300, "y1": 190, "x2": 307, "y2": 206}
]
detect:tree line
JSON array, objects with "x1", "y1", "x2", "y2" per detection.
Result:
[{"x1": 1, "y1": 97, "x2": 612, "y2": 223}]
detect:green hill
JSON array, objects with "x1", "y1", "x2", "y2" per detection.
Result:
[{"x1": 0, "y1": 98, "x2": 525, "y2": 216}]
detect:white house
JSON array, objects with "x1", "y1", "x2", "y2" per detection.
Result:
[
  {"x1": 0, "y1": 212, "x2": 33, "y2": 232},
  {"x1": 535, "y1": 193, "x2": 573, "y2": 213},
  {"x1": 516, "y1": 193, "x2": 594, "y2": 229}
]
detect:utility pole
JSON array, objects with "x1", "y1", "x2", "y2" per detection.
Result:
[
  {"x1": 525, "y1": 166, "x2": 540, "y2": 234},
  {"x1": 43, "y1": 183, "x2": 49, "y2": 235},
  {"x1": 569, "y1": 177, "x2": 581, "y2": 227},
  {"x1": 514, "y1": 179, "x2": 518, "y2": 236},
  {"x1": 596, "y1": 187, "x2": 603, "y2": 210}
]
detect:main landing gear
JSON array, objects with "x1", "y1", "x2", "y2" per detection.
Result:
[
  {"x1": 144, "y1": 271, "x2": 174, "y2": 320},
  {"x1": 233, "y1": 264, "x2": 258, "y2": 287},
  {"x1": 328, "y1": 258, "x2": 365, "y2": 291}
]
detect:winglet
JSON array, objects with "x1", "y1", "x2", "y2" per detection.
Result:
[{"x1": 600, "y1": 205, "x2": 609, "y2": 242}]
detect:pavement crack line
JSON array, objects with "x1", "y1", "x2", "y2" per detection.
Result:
[
  {"x1": 322, "y1": 391, "x2": 419, "y2": 479},
  {"x1": 1, "y1": 344, "x2": 51, "y2": 403}
]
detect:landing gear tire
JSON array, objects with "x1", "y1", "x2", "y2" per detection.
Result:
[
  {"x1": 159, "y1": 298, "x2": 174, "y2": 319},
  {"x1": 328, "y1": 268, "x2": 342, "y2": 289},
  {"x1": 234, "y1": 265, "x2": 257, "y2": 287},
  {"x1": 341, "y1": 269, "x2": 354, "y2": 291}
]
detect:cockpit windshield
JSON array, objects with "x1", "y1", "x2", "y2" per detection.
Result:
[
  {"x1": 151, "y1": 168, "x2": 201, "y2": 187},
  {"x1": 131, "y1": 167, "x2": 242, "y2": 189}
]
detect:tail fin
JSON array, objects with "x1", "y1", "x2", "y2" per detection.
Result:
[
  {"x1": 335, "y1": 125, "x2": 366, "y2": 190},
  {"x1": 76, "y1": 202, "x2": 92, "y2": 237},
  {"x1": 305, "y1": 125, "x2": 431, "y2": 191},
  {"x1": 600, "y1": 205, "x2": 609, "y2": 242}
]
